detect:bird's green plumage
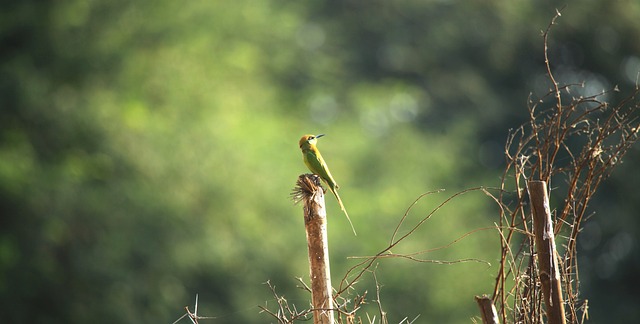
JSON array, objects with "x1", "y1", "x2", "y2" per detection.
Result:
[
  {"x1": 299, "y1": 134, "x2": 356, "y2": 235},
  {"x1": 303, "y1": 148, "x2": 337, "y2": 191}
]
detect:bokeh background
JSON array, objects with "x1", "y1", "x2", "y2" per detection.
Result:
[{"x1": 2, "y1": 1, "x2": 639, "y2": 323}]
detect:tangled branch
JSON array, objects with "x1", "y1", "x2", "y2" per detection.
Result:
[{"x1": 489, "y1": 9, "x2": 640, "y2": 324}]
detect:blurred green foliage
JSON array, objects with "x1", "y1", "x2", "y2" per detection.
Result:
[{"x1": 1, "y1": 0, "x2": 639, "y2": 323}]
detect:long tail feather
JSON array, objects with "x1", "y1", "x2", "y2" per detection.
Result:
[{"x1": 329, "y1": 187, "x2": 357, "y2": 236}]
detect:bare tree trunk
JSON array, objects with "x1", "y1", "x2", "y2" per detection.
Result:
[
  {"x1": 527, "y1": 180, "x2": 566, "y2": 324},
  {"x1": 298, "y1": 174, "x2": 335, "y2": 324},
  {"x1": 475, "y1": 295, "x2": 500, "y2": 324}
]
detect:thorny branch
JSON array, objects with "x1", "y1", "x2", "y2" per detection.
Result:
[{"x1": 489, "y1": 9, "x2": 640, "y2": 324}]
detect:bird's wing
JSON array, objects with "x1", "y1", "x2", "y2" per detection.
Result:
[{"x1": 304, "y1": 150, "x2": 337, "y2": 190}]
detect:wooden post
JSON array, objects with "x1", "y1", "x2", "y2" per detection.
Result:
[
  {"x1": 527, "y1": 180, "x2": 566, "y2": 324},
  {"x1": 475, "y1": 295, "x2": 499, "y2": 324},
  {"x1": 294, "y1": 174, "x2": 335, "y2": 324}
]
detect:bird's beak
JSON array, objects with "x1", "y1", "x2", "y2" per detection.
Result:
[{"x1": 316, "y1": 134, "x2": 325, "y2": 138}]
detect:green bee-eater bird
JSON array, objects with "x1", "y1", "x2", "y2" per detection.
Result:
[{"x1": 299, "y1": 134, "x2": 356, "y2": 235}]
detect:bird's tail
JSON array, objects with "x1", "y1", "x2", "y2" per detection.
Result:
[{"x1": 329, "y1": 187, "x2": 357, "y2": 236}]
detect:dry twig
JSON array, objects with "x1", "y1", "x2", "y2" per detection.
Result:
[{"x1": 489, "y1": 9, "x2": 640, "y2": 324}]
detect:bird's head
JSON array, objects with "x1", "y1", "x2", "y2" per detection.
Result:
[{"x1": 299, "y1": 134, "x2": 325, "y2": 149}]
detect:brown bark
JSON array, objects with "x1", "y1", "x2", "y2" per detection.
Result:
[
  {"x1": 528, "y1": 180, "x2": 566, "y2": 324},
  {"x1": 297, "y1": 174, "x2": 335, "y2": 324},
  {"x1": 475, "y1": 295, "x2": 500, "y2": 324}
]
